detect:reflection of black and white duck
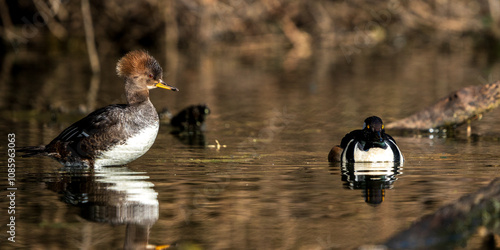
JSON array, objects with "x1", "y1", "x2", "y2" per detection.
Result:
[
  {"x1": 329, "y1": 116, "x2": 404, "y2": 163},
  {"x1": 339, "y1": 162, "x2": 402, "y2": 205},
  {"x1": 19, "y1": 50, "x2": 178, "y2": 167}
]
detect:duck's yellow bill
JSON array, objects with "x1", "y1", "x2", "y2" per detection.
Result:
[{"x1": 156, "y1": 80, "x2": 179, "y2": 91}]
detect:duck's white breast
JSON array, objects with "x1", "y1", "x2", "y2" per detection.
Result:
[
  {"x1": 342, "y1": 140, "x2": 404, "y2": 163},
  {"x1": 352, "y1": 143, "x2": 396, "y2": 162},
  {"x1": 95, "y1": 122, "x2": 159, "y2": 167}
]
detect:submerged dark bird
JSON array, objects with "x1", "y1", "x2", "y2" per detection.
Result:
[
  {"x1": 163, "y1": 104, "x2": 210, "y2": 146},
  {"x1": 19, "y1": 50, "x2": 179, "y2": 167},
  {"x1": 169, "y1": 104, "x2": 210, "y2": 133},
  {"x1": 329, "y1": 116, "x2": 404, "y2": 163}
]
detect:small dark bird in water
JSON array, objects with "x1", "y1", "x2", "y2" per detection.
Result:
[
  {"x1": 169, "y1": 104, "x2": 210, "y2": 133},
  {"x1": 19, "y1": 50, "x2": 179, "y2": 168},
  {"x1": 329, "y1": 116, "x2": 404, "y2": 163}
]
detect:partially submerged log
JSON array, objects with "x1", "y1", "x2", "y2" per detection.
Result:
[
  {"x1": 386, "y1": 81, "x2": 500, "y2": 131},
  {"x1": 385, "y1": 178, "x2": 500, "y2": 249}
]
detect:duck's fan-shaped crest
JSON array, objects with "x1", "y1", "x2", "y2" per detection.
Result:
[{"x1": 116, "y1": 50, "x2": 163, "y2": 79}]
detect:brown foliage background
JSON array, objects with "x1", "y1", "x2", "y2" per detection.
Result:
[{"x1": 1, "y1": 0, "x2": 500, "y2": 57}]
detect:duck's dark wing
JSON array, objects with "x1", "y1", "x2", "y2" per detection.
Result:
[
  {"x1": 384, "y1": 133, "x2": 397, "y2": 144},
  {"x1": 340, "y1": 130, "x2": 363, "y2": 148},
  {"x1": 383, "y1": 133, "x2": 403, "y2": 162},
  {"x1": 19, "y1": 104, "x2": 129, "y2": 160},
  {"x1": 48, "y1": 104, "x2": 128, "y2": 146}
]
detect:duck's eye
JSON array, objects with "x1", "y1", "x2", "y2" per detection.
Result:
[
  {"x1": 366, "y1": 125, "x2": 370, "y2": 129},
  {"x1": 382, "y1": 125, "x2": 384, "y2": 129},
  {"x1": 148, "y1": 74, "x2": 154, "y2": 79}
]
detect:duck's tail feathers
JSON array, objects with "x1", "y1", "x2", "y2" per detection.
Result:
[{"x1": 17, "y1": 146, "x2": 47, "y2": 157}]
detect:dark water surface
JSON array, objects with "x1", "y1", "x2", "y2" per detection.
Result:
[{"x1": 1, "y1": 48, "x2": 500, "y2": 249}]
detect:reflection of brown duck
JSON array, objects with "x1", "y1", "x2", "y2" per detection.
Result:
[
  {"x1": 19, "y1": 51, "x2": 178, "y2": 167},
  {"x1": 42, "y1": 166, "x2": 159, "y2": 249},
  {"x1": 386, "y1": 81, "x2": 500, "y2": 136}
]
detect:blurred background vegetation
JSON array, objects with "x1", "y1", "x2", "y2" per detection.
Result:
[
  {"x1": 1, "y1": 0, "x2": 500, "y2": 114},
  {"x1": 1, "y1": 0, "x2": 500, "y2": 60}
]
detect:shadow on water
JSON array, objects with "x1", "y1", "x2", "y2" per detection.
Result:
[
  {"x1": 331, "y1": 162, "x2": 403, "y2": 205},
  {"x1": 38, "y1": 166, "x2": 160, "y2": 249}
]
